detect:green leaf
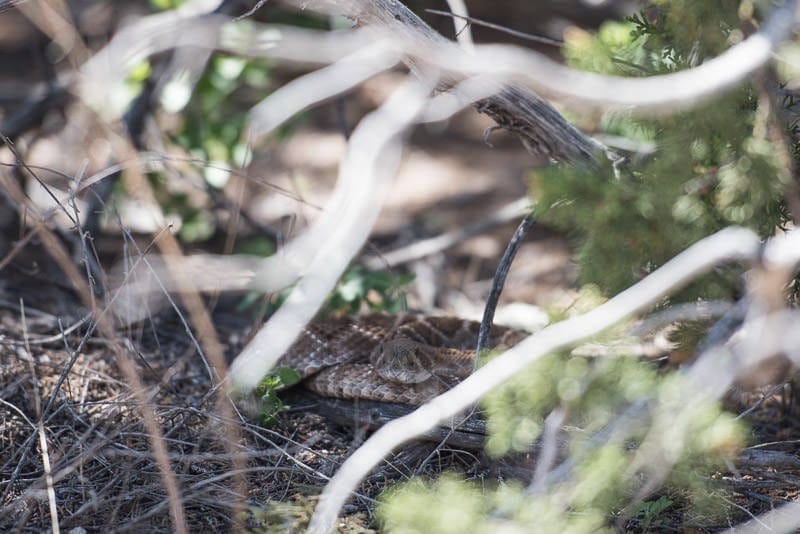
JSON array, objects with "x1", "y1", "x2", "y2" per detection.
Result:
[
  {"x1": 277, "y1": 367, "x2": 302, "y2": 387},
  {"x1": 631, "y1": 496, "x2": 673, "y2": 528}
]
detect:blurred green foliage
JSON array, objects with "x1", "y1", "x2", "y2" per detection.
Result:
[
  {"x1": 117, "y1": 52, "x2": 278, "y2": 242},
  {"x1": 535, "y1": 1, "x2": 790, "y2": 296},
  {"x1": 377, "y1": 2, "x2": 767, "y2": 531},
  {"x1": 238, "y1": 260, "x2": 414, "y2": 320},
  {"x1": 377, "y1": 352, "x2": 745, "y2": 532},
  {"x1": 240, "y1": 494, "x2": 372, "y2": 533},
  {"x1": 321, "y1": 266, "x2": 414, "y2": 316},
  {"x1": 120, "y1": 2, "x2": 339, "y2": 248},
  {"x1": 172, "y1": 54, "x2": 275, "y2": 182}
]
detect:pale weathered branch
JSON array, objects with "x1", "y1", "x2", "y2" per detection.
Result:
[
  {"x1": 79, "y1": 16, "x2": 379, "y2": 119},
  {"x1": 294, "y1": 0, "x2": 607, "y2": 163},
  {"x1": 299, "y1": 0, "x2": 798, "y2": 115},
  {"x1": 730, "y1": 497, "x2": 800, "y2": 533},
  {"x1": 228, "y1": 79, "x2": 432, "y2": 390},
  {"x1": 307, "y1": 227, "x2": 764, "y2": 533},
  {"x1": 309, "y1": 226, "x2": 800, "y2": 532}
]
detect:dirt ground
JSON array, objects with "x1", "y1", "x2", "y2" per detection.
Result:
[
  {"x1": 0, "y1": 78, "x2": 574, "y2": 531},
  {"x1": 4, "y1": 1, "x2": 800, "y2": 532}
]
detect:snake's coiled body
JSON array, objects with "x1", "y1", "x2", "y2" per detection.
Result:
[{"x1": 277, "y1": 314, "x2": 527, "y2": 405}]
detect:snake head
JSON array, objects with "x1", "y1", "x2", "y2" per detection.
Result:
[{"x1": 369, "y1": 339, "x2": 434, "y2": 384}]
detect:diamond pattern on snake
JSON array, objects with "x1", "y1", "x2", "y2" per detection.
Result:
[{"x1": 277, "y1": 314, "x2": 527, "y2": 405}]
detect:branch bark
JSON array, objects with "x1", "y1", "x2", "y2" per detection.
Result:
[{"x1": 294, "y1": 0, "x2": 608, "y2": 163}]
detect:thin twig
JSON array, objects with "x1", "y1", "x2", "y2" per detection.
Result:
[
  {"x1": 735, "y1": 383, "x2": 787, "y2": 420},
  {"x1": 37, "y1": 423, "x2": 59, "y2": 534},
  {"x1": 365, "y1": 197, "x2": 530, "y2": 270},
  {"x1": 476, "y1": 211, "x2": 535, "y2": 359},
  {"x1": 441, "y1": 1, "x2": 473, "y2": 51},
  {"x1": 425, "y1": 8, "x2": 563, "y2": 47},
  {"x1": 0, "y1": 313, "x2": 91, "y2": 346}
]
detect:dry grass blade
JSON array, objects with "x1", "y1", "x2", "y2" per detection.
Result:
[{"x1": 5, "y1": 1, "x2": 800, "y2": 531}]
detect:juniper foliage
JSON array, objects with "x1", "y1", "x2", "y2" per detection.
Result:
[
  {"x1": 534, "y1": 1, "x2": 790, "y2": 296},
  {"x1": 376, "y1": 3, "x2": 785, "y2": 531}
]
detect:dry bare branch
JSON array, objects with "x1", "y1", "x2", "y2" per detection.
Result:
[
  {"x1": 246, "y1": 42, "x2": 400, "y2": 140},
  {"x1": 731, "y1": 500, "x2": 800, "y2": 534},
  {"x1": 440, "y1": 3, "x2": 798, "y2": 113},
  {"x1": 295, "y1": 0, "x2": 606, "y2": 162},
  {"x1": 443, "y1": 0, "x2": 474, "y2": 51},
  {"x1": 79, "y1": 15, "x2": 379, "y2": 119},
  {"x1": 228, "y1": 79, "x2": 432, "y2": 390},
  {"x1": 298, "y1": 0, "x2": 798, "y2": 115},
  {"x1": 307, "y1": 226, "x2": 765, "y2": 532}
]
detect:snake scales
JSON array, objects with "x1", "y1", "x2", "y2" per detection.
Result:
[{"x1": 277, "y1": 314, "x2": 527, "y2": 405}]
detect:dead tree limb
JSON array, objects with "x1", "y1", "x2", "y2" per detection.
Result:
[{"x1": 294, "y1": 0, "x2": 608, "y2": 164}]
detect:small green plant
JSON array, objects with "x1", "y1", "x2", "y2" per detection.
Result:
[
  {"x1": 254, "y1": 265, "x2": 413, "y2": 422},
  {"x1": 241, "y1": 495, "x2": 373, "y2": 533},
  {"x1": 254, "y1": 367, "x2": 302, "y2": 426},
  {"x1": 240, "y1": 263, "x2": 414, "y2": 320},
  {"x1": 321, "y1": 266, "x2": 414, "y2": 316},
  {"x1": 631, "y1": 496, "x2": 674, "y2": 529}
]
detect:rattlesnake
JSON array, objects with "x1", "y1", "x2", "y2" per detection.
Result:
[{"x1": 278, "y1": 314, "x2": 527, "y2": 405}]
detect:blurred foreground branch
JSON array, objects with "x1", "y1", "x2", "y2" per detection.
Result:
[{"x1": 308, "y1": 227, "x2": 800, "y2": 532}]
